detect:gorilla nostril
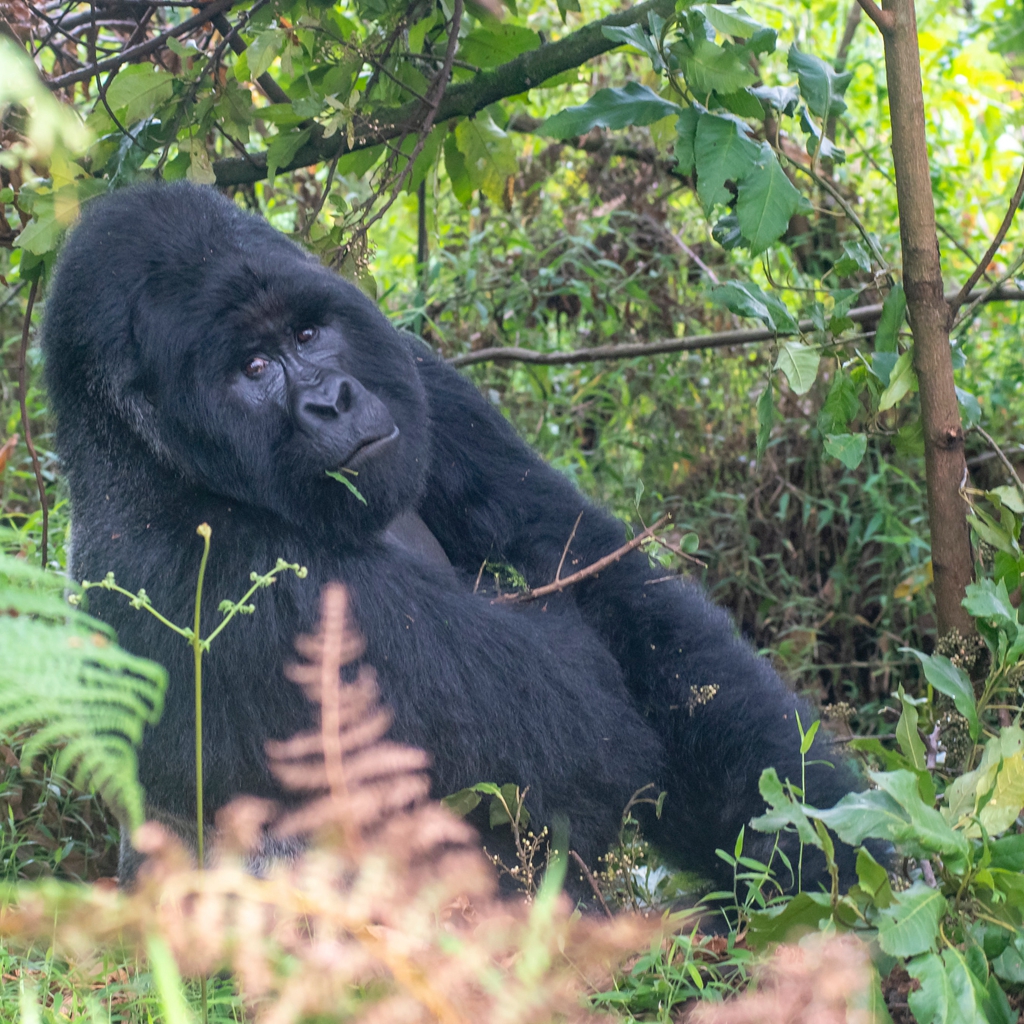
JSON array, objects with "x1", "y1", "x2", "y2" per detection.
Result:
[
  {"x1": 303, "y1": 399, "x2": 339, "y2": 420},
  {"x1": 338, "y1": 379, "x2": 353, "y2": 413}
]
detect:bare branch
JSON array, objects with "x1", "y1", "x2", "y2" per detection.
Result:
[
  {"x1": 45, "y1": 0, "x2": 237, "y2": 90},
  {"x1": 949, "y1": 161, "x2": 1024, "y2": 315},
  {"x1": 446, "y1": 287, "x2": 1024, "y2": 368},
  {"x1": 497, "y1": 515, "x2": 670, "y2": 604},
  {"x1": 856, "y1": 0, "x2": 894, "y2": 34},
  {"x1": 16, "y1": 279, "x2": 46, "y2": 567}
]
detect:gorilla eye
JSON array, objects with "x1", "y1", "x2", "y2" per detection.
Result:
[
  {"x1": 296, "y1": 326, "x2": 318, "y2": 344},
  {"x1": 242, "y1": 355, "x2": 270, "y2": 378}
]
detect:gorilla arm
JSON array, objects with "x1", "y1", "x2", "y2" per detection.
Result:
[{"x1": 412, "y1": 347, "x2": 863, "y2": 888}]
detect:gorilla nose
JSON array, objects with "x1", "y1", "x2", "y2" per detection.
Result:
[{"x1": 300, "y1": 375, "x2": 355, "y2": 422}]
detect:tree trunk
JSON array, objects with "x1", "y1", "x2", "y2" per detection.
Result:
[{"x1": 875, "y1": 0, "x2": 975, "y2": 636}]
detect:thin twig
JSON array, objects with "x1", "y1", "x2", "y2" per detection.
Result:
[
  {"x1": 497, "y1": 515, "x2": 670, "y2": 604},
  {"x1": 46, "y1": 0, "x2": 237, "y2": 89},
  {"x1": 555, "y1": 511, "x2": 584, "y2": 582},
  {"x1": 302, "y1": 154, "x2": 340, "y2": 240},
  {"x1": 448, "y1": 287, "x2": 1024, "y2": 368},
  {"x1": 949, "y1": 161, "x2": 1024, "y2": 314},
  {"x1": 653, "y1": 535, "x2": 707, "y2": 569},
  {"x1": 354, "y1": 0, "x2": 463, "y2": 240},
  {"x1": 570, "y1": 850, "x2": 612, "y2": 918},
  {"x1": 16, "y1": 279, "x2": 47, "y2": 567},
  {"x1": 972, "y1": 424, "x2": 1024, "y2": 498},
  {"x1": 855, "y1": 0, "x2": 894, "y2": 33}
]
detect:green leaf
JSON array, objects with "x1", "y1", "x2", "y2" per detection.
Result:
[
  {"x1": 963, "y1": 577, "x2": 1018, "y2": 631},
  {"x1": 455, "y1": 113, "x2": 518, "y2": 206},
  {"x1": 756, "y1": 381, "x2": 773, "y2": 460},
  {"x1": 877, "y1": 883, "x2": 947, "y2": 956},
  {"x1": 750, "y1": 767, "x2": 822, "y2": 847},
  {"x1": 993, "y1": 935, "x2": 1024, "y2": 983},
  {"x1": 693, "y1": 112, "x2": 761, "y2": 210},
  {"x1": 818, "y1": 372, "x2": 862, "y2": 434},
  {"x1": 0, "y1": 547, "x2": 167, "y2": 830},
  {"x1": 944, "y1": 727, "x2": 1024, "y2": 837},
  {"x1": 711, "y1": 280, "x2": 798, "y2": 333},
  {"x1": 538, "y1": 83, "x2": 681, "y2": 139},
  {"x1": 675, "y1": 36, "x2": 757, "y2": 96},
  {"x1": 444, "y1": 133, "x2": 473, "y2": 205},
  {"x1": 247, "y1": 28, "x2": 286, "y2": 80},
  {"x1": 989, "y1": 486, "x2": 1024, "y2": 516},
  {"x1": 601, "y1": 24, "x2": 664, "y2": 70},
  {"x1": 555, "y1": 0, "x2": 580, "y2": 23},
  {"x1": 459, "y1": 24, "x2": 541, "y2": 68},
  {"x1": 105, "y1": 64, "x2": 174, "y2": 123},
  {"x1": 870, "y1": 770, "x2": 969, "y2": 858},
  {"x1": 326, "y1": 468, "x2": 367, "y2": 504},
  {"x1": 746, "y1": 891, "x2": 832, "y2": 949},
  {"x1": 442, "y1": 787, "x2": 483, "y2": 816},
  {"x1": 875, "y1": 284, "x2": 906, "y2": 354},
  {"x1": 696, "y1": 4, "x2": 766, "y2": 36},
  {"x1": 716, "y1": 88, "x2": 767, "y2": 119},
  {"x1": 673, "y1": 104, "x2": 700, "y2": 176},
  {"x1": 955, "y1": 386, "x2": 982, "y2": 427},
  {"x1": 787, "y1": 46, "x2": 853, "y2": 120},
  {"x1": 265, "y1": 128, "x2": 311, "y2": 184},
  {"x1": 878, "y1": 348, "x2": 917, "y2": 411},
  {"x1": 856, "y1": 846, "x2": 893, "y2": 908},
  {"x1": 775, "y1": 340, "x2": 821, "y2": 395},
  {"x1": 895, "y1": 684, "x2": 927, "y2": 769},
  {"x1": 907, "y1": 953, "x2": 963, "y2": 1024},
  {"x1": 834, "y1": 240, "x2": 872, "y2": 277},
  {"x1": 751, "y1": 84, "x2": 799, "y2": 114},
  {"x1": 906, "y1": 650, "x2": 979, "y2": 741},
  {"x1": 989, "y1": 833, "x2": 1024, "y2": 871},
  {"x1": 824, "y1": 433, "x2": 867, "y2": 470},
  {"x1": 736, "y1": 142, "x2": 810, "y2": 254}
]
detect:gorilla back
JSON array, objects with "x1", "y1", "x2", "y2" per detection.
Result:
[{"x1": 44, "y1": 182, "x2": 863, "y2": 890}]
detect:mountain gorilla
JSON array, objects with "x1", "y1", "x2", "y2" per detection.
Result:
[{"x1": 43, "y1": 182, "x2": 863, "y2": 892}]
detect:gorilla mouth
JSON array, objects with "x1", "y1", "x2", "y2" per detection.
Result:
[{"x1": 343, "y1": 424, "x2": 400, "y2": 469}]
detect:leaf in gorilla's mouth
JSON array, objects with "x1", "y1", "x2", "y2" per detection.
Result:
[{"x1": 343, "y1": 424, "x2": 400, "y2": 469}]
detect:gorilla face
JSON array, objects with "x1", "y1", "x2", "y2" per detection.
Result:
[{"x1": 46, "y1": 184, "x2": 431, "y2": 539}]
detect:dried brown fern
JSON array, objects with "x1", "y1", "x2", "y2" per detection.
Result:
[{"x1": 0, "y1": 584, "x2": 655, "y2": 1024}]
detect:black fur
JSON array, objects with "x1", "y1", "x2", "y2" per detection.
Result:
[{"x1": 43, "y1": 182, "x2": 862, "y2": 890}]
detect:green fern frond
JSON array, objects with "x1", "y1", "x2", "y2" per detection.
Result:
[{"x1": 0, "y1": 546, "x2": 167, "y2": 829}]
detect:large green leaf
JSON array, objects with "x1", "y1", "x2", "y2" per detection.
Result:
[
  {"x1": 818, "y1": 372, "x2": 862, "y2": 434},
  {"x1": 459, "y1": 24, "x2": 540, "y2": 68},
  {"x1": 455, "y1": 113, "x2": 518, "y2": 205},
  {"x1": 907, "y1": 952, "x2": 972, "y2": 1024},
  {"x1": 673, "y1": 36, "x2": 757, "y2": 96},
  {"x1": 696, "y1": 4, "x2": 765, "y2": 37},
  {"x1": 105, "y1": 64, "x2": 174, "y2": 124},
  {"x1": 875, "y1": 283, "x2": 906, "y2": 353},
  {"x1": 787, "y1": 46, "x2": 853, "y2": 120},
  {"x1": 824, "y1": 433, "x2": 867, "y2": 470},
  {"x1": 944, "y1": 726, "x2": 1024, "y2": 837},
  {"x1": 538, "y1": 83, "x2": 681, "y2": 139},
  {"x1": 711, "y1": 280, "x2": 797, "y2": 334},
  {"x1": 266, "y1": 128, "x2": 311, "y2": 183},
  {"x1": 736, "y1": 142, "x2": 809, "y2": 253},
  {"x1": 601, "y1": 24, "x2": 664, "y2": 71},
  {"x1": 878, "y1": 348, "x2": 917, "y2": 411},
  {"x1": 877, "y1": 883, "x2": 947, "y2": 956},
  {"x1": 673, "y1": 104, "x2": 700, "y2": 176},
  {"x1": 775, "y1": 340, "x2": 820, "y2": 395},
  {"x1": 906, "y1": 650, "x2": 979, "y2": 741},
  {"x1": 693, "y1": 113, "x2": 761, "y2": 210},
  {"x1": 750, "y1": 767, "x2": 821, "y2": 846}
]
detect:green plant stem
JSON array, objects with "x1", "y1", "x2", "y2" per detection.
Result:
[
  {"x1": 192, "y1": 523, "x2": 211, "y2": 1024},
  {"x1": 83, "y1": 580, "x2": 192, "y2": 638}
]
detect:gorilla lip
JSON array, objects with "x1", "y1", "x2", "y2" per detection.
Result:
[{"x1": 343, "y1": 424, "x2": 400, "y2": 469}]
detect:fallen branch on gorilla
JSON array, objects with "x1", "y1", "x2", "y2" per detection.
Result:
[{"x1": 43, "y1": 181, "x2": 871, "y2": 895}]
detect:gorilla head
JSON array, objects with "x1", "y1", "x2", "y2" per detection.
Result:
[{"x1": 44, "y1": 183, "x2": 430, "y2": 542}]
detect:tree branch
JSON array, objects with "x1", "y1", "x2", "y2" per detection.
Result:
[
  {"x1": 210, "y1": 0, "x2": 675, "y2": 187},
  {"x1": 45, "y1": 0, "x2": 237, "y2": 90},
  {"x1": 856, "y1": 0, "x2": 894, "y2": 34},
  {"x1": 446, "y1": 287, "x2": 1024, "y2": 368},
  {"x1": 948, "y1": 161, "x2": 1024, "y2": 315},
  {"x1": 496, "y1": 515, "x2": 670, "y2": 603}
]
